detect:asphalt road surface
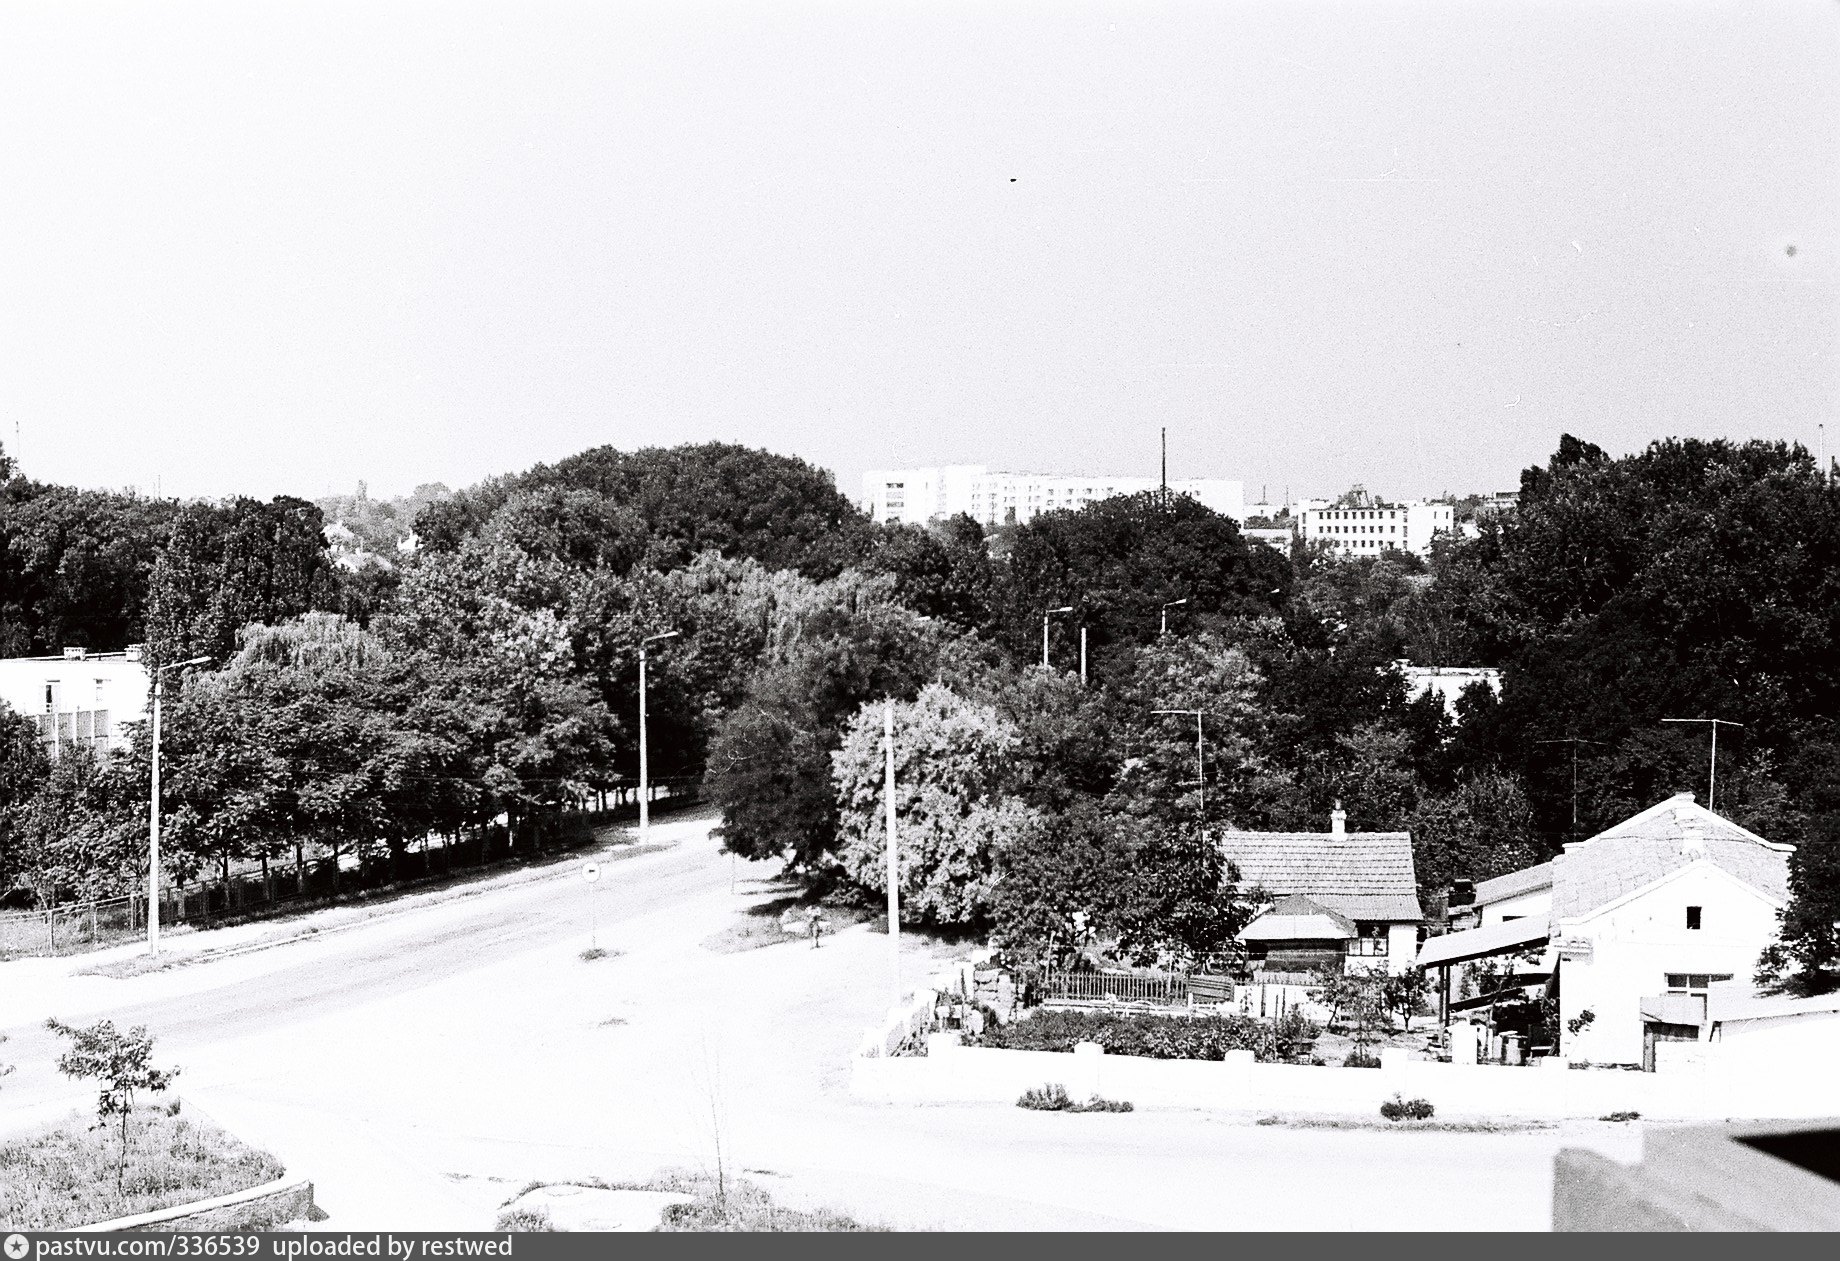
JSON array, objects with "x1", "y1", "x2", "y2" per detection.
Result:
[{"x1": 0, "y1": 814, "x2": 1638, "y2": 1230}]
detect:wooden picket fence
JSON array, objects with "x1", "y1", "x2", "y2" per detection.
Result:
[{"x1": 1040, "y1": 968, "x2": 1189, "y2": 1007}]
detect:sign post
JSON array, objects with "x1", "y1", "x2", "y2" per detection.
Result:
[{"x1": 582, "y1": 862, "x2": 601, "y2": 950}]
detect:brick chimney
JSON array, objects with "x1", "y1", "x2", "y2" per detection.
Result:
[{"x1": 1331, "y1": 801, "x2": 1346, "y2": 836}]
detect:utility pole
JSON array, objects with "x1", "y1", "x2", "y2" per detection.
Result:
[
  {"x1": 1153, "y1": 708, "x2": 1206, "y2": 823},
  {"x1": 1661, "y1": 718, "x2": 1745, "y2": 813},
  {"x1": 1161, "y1": 427, "x2": 1168, "y2": 507},
  {"x1": 1042, "y1": 605, "x2": 1072, "y2": 669},
  {"x1": 1160, "y1": 597, "x2": 1187, "y2": 637},
  {"x1": 1079, "y1": 626, "x2": 1088, "y2": 687},
  {"x1": 1535, "y1": 736, "x2": 1609, "y2": 835},
  {"x1": 638, "y1": 629, "x2": 680, "y2": 843},
  {"x1": 884, "y1": 700, "x2": 901, "y2": 1005},
  {"x1": 148, "y1": 655, "x2": 211, "y2": 955}
]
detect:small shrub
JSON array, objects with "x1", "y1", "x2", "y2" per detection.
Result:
[
  {"x1": 1018, "y1": 1083, "x2": 1074, "y2": 1111},
  {"x1": 1343, "y1": 1048, "x2": 1381, "y2": 1068},
  {"x1": 580, "y1": 947, "x2": 607, "y2": 962},
  {"x1": 976, "y1": 1008, "x2": 1316, "y2": 1062},
  {"x1": 164, "y1": 1098, "x2": 182, "y2": 1117},
  {"x1": 1566, "y1": 1008, "x2": 1596, "y2": 1037},
  {"x1": 1601, "y1": 1110, "x2": 1641, "y2": 1123},
  {"x1": 496, "y1": 1205, "x2": 557, "y2": 1232},
  {"x1": 1380, "y1": 1094, "x2": 1435, "y2": 1121},
  {"x1": 1016, "y1": 1083, "x2": 1132, "y2": 1113}
]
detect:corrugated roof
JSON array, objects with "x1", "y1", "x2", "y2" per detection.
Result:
[
  {"x1": 1219, "y1": 829, "x2": 1423, "y2": 923},
  {"x1": 1416, "y1": 917, "x2": 1551, "y2": 968},
  {"x1": 1474, "y1": 861, "x2": 1553, "y2": 907},
  {"x1": 1238, "y1": 894, "x2": 1356, "y2": 942},
  {"x1": 1549, "y1": 794, "x2": 1792, "y2": 927}
]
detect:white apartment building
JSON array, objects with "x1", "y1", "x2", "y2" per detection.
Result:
[
  {"x1": 861, "y1": 465, "x2": 1245, "y2": 528},
  {"x1": 1299, "y1": 501, "x2": 1455, "y2": 559},
  {"x1": 0, "y1": 647, "x2": 151, "y2": 757}
]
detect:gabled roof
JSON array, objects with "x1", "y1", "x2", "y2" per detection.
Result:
[
  {"x1": 1474, "y1": 861, "x2": 1553, "y2": 907},
  {"x1": 1238, "y1": 894, "x2": 1356, "y2": 943},
  {"x1": 1550, "y1": 793, "x2": 1792, "y2": 927},
  {"x1": 1219, "y1": 829, "x2": 1423, "y2": 923}
]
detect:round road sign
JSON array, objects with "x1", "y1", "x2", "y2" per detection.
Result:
[{"x1": 582, "y1": 862, "x2": 601, "y2": 884}]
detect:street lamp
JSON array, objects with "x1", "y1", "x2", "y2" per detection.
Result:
[
  {"x1": 148, "y1": 655, "x2": 211, "y2": 955},
  {"x1": 1042, "y1": 606, "x2": 1073, "y2": 669},
  {"x1": 1160, "y1": 598, "x2": 1188, "y2": 637},
  {"x1": 1153, "y1": 708, "x2": 1207, "y2": 823},
  {"x1": 638, "y1": 630, "x2": 680, "y2": 842}
]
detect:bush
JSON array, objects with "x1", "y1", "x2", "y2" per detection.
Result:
[
  {"x1": 1379, "y1": 1094, "x2": 1435, "y2": 1121},
  {"x1": 1601, "y1": 1110, "x2": 1641, "y2": 1123},
  {"x1": 1018, "y1": 1083, "x2": 1074, "y2": 1111},
  {"x1": 496, "y1": 1206, "x2": 557, "y2": 1232},
  {"x1": 1016, "y1": 1083, "x2": 1133, "y2": 1113},
  {"x1": 1343, "y1": 1048, "x2": 1381, "y2": 1068},
  {"x1": 977, "y1": 1008, "x2": 1317, "y2": 1063}
]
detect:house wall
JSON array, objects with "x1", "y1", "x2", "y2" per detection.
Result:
[
  {"x1": 1713, "y1": 1011, "x2": 1840, "y2": 1069},
  {"x1": 1558, "y1": 865, "x2": 1782, "y2": 1066},
  {"x1": 1386, "y1": 922, "x2": 1418, "y2": 976},
  {"x1": 1479, "y1": 888, "x2": 1551, "y2": 929}
]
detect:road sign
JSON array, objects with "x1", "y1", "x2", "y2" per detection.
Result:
[{"x1": 582, "y1": 862, "x2": 601, "y2": 884}]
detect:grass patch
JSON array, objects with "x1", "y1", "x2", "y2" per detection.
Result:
[
  {"x1": 0, "y1": 1104, "x2": 285, "y2": 1229},
  {"x1": 699, "y1": 892, "x2": 874, "y2": 956},
  {"x1": 1253, "y1": 1112, "x2": 1548, "y2": 1134}
]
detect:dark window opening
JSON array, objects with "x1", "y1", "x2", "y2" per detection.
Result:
[{"x1": 1686, "y1": 905, "x2": 1702, "y2": 930}]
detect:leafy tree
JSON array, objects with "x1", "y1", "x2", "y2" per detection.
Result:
[
  {"x1": 992, "y1": 491, "x2": 1284, "y2": 679},
  {"x1": 869, "y1": 515, "x2": 997, "y2": 633},
  {"x1": 832, "y1": 684, "x2": 1035, "y2": 926},
  {"x1": 1406, "y1": 770, "x2": 1546, "y2": 900},
  {"x1": 706, "y1": 572, "x2": 946, "y2": 873},
  {"x1": 45, "y1": 1018, "x2": 179, "y2": 1192},
  {"x1": 416, "y1": 443, "x2": 871, "y2": 580},
  {"x1": 0, "y1": 702, "x2": 50, "y2": 894}
]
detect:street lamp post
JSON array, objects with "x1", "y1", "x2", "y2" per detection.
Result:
[
  {"x1": 1153, "y1": 708, "x2": 1207, "y2": 822},
  {"x1": 148, "y1": 655, "x2": 211, "y2": 955},
  {"x1": 1042, "y1": 606, "x2": 1073, "y2": 669},
  {"x1": 638, "y1": 630, "x2": 681, "y2": 843},
  {"x1": 1160, "y1": 598, "x2": 1188, "y2": 637}
]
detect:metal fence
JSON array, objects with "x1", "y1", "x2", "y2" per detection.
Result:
[{"x1": 0, "y1": 788, "x2": 699, "y2": 959}]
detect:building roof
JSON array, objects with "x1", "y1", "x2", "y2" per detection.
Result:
[
  {"x1": 1550, "y1": 794, "x2": 1792, "y2": 927},
  {"x1": 1237, "y1": 894, "x2": 1356, "y2": 943},
  {"x1": 1474, "y1": 861, "x2": 1554, "y2": 908},
  {"x1": 1416, "y1": 916, "x2": 1551, "y2": 969},
  {"x1": 1708, "y1": 983, "x2": 1840, "y2": 1026},
  {"x1": 1218, "y1": 829, "x2": 1423, "y2": 923}
]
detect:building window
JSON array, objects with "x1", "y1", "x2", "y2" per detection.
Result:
[
  {"x1": 1686, "y1": 906, "x2": 1702, "y2": 930},
  {"x1": 1664, "y1": 973, "x2": 1732, "y2": 995}
]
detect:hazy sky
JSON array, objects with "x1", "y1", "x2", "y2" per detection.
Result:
[{"x1": 3, "y1": 1, "x2": 1836, "y2": 505}]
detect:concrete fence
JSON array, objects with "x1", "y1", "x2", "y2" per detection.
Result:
[{"x1": 851, "y1": 1040, "x2": 1840, "y2": 1121}]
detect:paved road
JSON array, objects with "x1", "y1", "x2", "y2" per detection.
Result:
[{"x1": 0, "y1": 815, "x2": 1638, "y2": 1230}]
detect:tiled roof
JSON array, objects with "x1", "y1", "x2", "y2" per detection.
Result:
[
  {"x1": 1549, "y1": 794, "x2": 1792, "y2": 927},
  {"x1": 1474, "y1": 862, "x2": 1553, "y2": 907},
  {"x1": 1219, "y1": 830, "x2": 1423, "y2": 923},
  {"x1": 1238, "y1": 894, "x2": 1356, "y2": 943}
]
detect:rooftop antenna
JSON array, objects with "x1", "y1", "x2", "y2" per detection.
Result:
[
  {"x1": 1661, "y1": 717, "x2": 1745, "y2": 813},
  {"x1": 1160, "y1": 426, "x2": 1167, "y2": 505}
]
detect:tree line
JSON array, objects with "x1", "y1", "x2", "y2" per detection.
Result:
[{"x1": 1, "y1": 435, "x2": 1838, "y2": 993}]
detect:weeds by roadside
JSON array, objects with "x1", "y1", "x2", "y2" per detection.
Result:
[
  {"x1": 1017, "y1": 1083, "x2": 1135, "y2": 1113},
  {"x1": 495, "y1": 1171, "x2": 882, "y2": 1232},
  {"x1": 1254, "y1": 1112, "x2": 1547, "y2": 1133}
]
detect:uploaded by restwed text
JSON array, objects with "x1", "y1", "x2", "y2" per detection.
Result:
[{"x1": 12, "y1": 1238, "x2": 515, "y2": 1260}]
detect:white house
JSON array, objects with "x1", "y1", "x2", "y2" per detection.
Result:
[
  {"x1": 0, "y1": 647, "x2": 150, "y2": 757},
  {"x1": 1418, "y1": 793, "x2": 1792, "y2": 1068},
  {"x1": 1220, "y1": 806, "x2": 1424, "y2": 976},
  {"x1": 1394, "y1": 661, "x2": 1502, "y2": 720}
]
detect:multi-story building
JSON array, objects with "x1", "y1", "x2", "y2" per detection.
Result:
[
  {"x1": 1299, "y1": 500, "x2": 1455, "y2": 559},
  {"x1": 0, "y1": 646, "x2": 150, "y2": 758},
  {"x1": 860, "y1": 465, "x2": 1246, "y2": 528}
]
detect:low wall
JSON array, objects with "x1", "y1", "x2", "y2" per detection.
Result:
[
  {"x1": 852, "y1": 1042, "x2": 1840, "y2": 1121},
  {"x1": 73, "y1": 1177, "x2": 316, "y2": 1233},
  {"x1": 856, "y1": 959, "x2": 983, "y2": 1059}
]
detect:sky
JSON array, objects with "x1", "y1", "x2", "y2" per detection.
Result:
[{"x1": 2, "y1": 0, "x2": 1836, "y2": 507}]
